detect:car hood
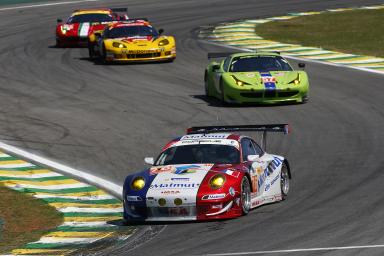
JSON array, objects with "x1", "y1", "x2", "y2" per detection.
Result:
[{"x1": 230, "y1": 71, "x2": 300, "y2": 85}]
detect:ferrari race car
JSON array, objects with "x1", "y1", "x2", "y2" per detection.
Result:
[
  {"x1": 123, "y1": 124, "x2": 291, "y2": 221},
  {"x1": 88, "y1": 19, "x2": 176, "y2": 63},
  {"x1": 204, "y1": 52, "x2": 309, "y2": 104},
  {"x1": 55, "y1": 8, "x2": 128, "y2": 47}
]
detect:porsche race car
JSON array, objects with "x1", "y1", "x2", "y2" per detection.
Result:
[
  {"x1": 123, "y1": 124, "x2": 291, "y2": 221},
  {"x1": 88, "y1": 20, "x2": 176, "y2": 63},
  {"x1": 55, "y1": 8, "x2": 128, "y2": 47},
  {"x1": 204, "y1": 52, "x2": 309, "y2": 104}
]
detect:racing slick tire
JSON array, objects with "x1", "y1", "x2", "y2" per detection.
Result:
[
  {"x1": 241, "y1": 176, "x2": 251, "y2": 215},
  {"x1": 220, "y1": 78, "x2": 228, "y2": 105},
  {"x1": 100, "y1": 45, "x2": 109, "y2": 64},
  {"x1": 280, "y1": 162, "x2": 290, "y2": 200},
  {"x1": 204, "y1": 72, "x2": 211, "y2": 97},
  {"x1": 88, "y1": 42, "x2": 96, "y2": 59},
  {"x1": 301, "y1": 95, "x2": 309, "y2": 104}
]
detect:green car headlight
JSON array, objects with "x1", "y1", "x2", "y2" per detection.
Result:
[
  {"x1": 131, "y1": 177, "x2": 145, "y2": 191},
  {"x1": 112, "y1": 42, "x2": 126, "y2": 48},
  {"x1": 158, "y1": 39, "x2": 169, "y2": 46},
  {"x1": 209, "y1": 174, "x2": 226, "y2": 190}
]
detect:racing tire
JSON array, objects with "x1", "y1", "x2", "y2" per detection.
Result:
[
  {"x1": 301, "y1": 95, "x2": 309, "y2": 104},
  {"x1": 100, "y1": 45, "x2": 109, "y2": 64},
  {"x1": 280, "y1": 163, "x2": 290, "y2": 200},
  {"x1": 55, "y1": 39, "x2": 62, "y2": 48},
  {"x1": 220, "y1": 79, "x2": 228, "y2": 105},
  {"x1": 88, "y1": 42, "x2": 95, "y2": 59},
  {"x1": 240, "y1": 176, "x2": 251, "y2": 215},
  {"x1": 204, "y1": 73, "x2": 211, "y2": 97}
]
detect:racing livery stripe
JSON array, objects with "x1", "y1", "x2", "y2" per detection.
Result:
[
  {"x1": 79, "y1": 22, "x2": 90, "y2": 37},
  {"x1": 260, "y1": 72, "x2": 276, "y2": 90},
  {"x1": 0, "y1": 150, "x2": 134, "y2": 255}
]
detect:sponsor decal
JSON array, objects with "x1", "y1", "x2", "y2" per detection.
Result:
[
  {"x1": 202, "y1": 193, "x2": 226, "y2": 200},
  {"x1": 161, "y1": 190, "x2": 181, "y2": 195},
  {"x1": 150, "y1": 183, "x2": 200, "y2": 189},
  {"x1": 171, "y1": 177, "x2": 190, "y2": 181},
  {"x1": 181, "y1": 134, "x2": 229, "y2": 140},
  {"x1": 260, "y1": 72, "x2": 276, "y2": 90},
  {"x1": 265, "y1": 174, "x2": 279, "y2": 192},
  {"x1": 126, "y1": 195, "x2": 142, "y2": 201},
  {"x1": 224, "y1": 169, "x2": 240, "y2": 178},
  {"x1": 257, "y1": 157, "x2": 282, "y2": 189},
  {"x1": 150, "y1": 165, "x2": 200, "y2": 175},
  {"x1": 246, "y1": 73, "x2": 255, "y2": 78}
]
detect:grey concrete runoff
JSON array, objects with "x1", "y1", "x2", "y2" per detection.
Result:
[{"x1": 0, "y1": 0, "x2": 383, "y2": 255}]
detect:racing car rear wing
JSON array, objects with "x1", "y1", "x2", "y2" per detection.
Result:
[
  {"x1": 207, "y1": 51, "x2": 281, "y2": 59},
  {"x1": 186, "y1": 124, "x2": 289, "y2": 150}
]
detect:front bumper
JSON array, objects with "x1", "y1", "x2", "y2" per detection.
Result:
[
  {"x1": 56, "y1": 35, "x2": 88, "y2": 47},
  {"x1": 124, "y1": 196, "x2": 242, "y2": 221},
  {"x1": 104, "y1": 49, "x2": 176, "y2": 62}
]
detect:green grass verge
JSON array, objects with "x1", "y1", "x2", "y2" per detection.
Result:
[
  {"x1": 0, "y1": 186, "x2": 63, "y2": 254},
  {"x1": 255, "y1": 9, "x2": 384, "y2": 58}
]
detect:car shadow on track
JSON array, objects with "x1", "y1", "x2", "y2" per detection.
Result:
[
  {"x1": 76, "y1": 57, "x2": 174, "y2": 66},
  {"x1": 107, "y1": 218, "x2": 228, "y2": 227},
  {"x1": 192, "y1": 95, "x2": 303, "y2": 108}
]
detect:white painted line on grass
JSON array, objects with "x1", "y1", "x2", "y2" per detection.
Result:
[
  {"x1": 204, "y1": 244, "x2": 384, "y2": 255},
  {"x1": 0, "y1": 141, "x2": 123, "y2": 198},
  {"x1": 199, "y1": 39, "x2": 384, "y2": 77},
  {"x1": 0, "y1": 0, "x2": 99, "y2": 12}
]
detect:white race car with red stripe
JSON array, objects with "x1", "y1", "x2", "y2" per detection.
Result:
[{"x1": 123, "y1": 125, "x2": 291, "y2": 221}]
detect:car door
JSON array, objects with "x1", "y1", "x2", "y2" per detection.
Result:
[
  {"x1": 241, "y1": 138, "x2": 270, "y2": 197},
  {"x1": 213, "y1": 57, "x2": 230, "y2": 94}
]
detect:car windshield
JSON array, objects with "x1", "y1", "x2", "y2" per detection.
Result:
[
  {"x1": 105, "y1": 26, "x2": 158, "y2": 38},
  {"x1": 155, "y1": 144, "x2": 240, "y2": 165},
  {"x1": 67, "y1": 14, "x2": 114, "y2": 24},
  {"x1": 230, "y1": 56, "x2": 293, "y2": 72}
]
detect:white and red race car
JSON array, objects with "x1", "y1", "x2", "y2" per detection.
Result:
[{"x1": 123, "y1": 125, "x2": 291, "y2": 221}]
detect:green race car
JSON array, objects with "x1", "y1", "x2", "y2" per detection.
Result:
[{"x1": 204, "y1": 52, "x2": 309, "y2": 104}]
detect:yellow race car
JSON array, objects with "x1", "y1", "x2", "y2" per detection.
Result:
[{"x1": 88, "y1": 19, "x2": 176, "y2": 63}]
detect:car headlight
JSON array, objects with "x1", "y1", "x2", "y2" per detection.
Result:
[
  {"x1": 158, "y1": 39, "x2": 169, "y2": 46},
  {"x1": 289, "y1": 74, "x2": 300, "y2": 85},
  {"x1": 112, "y1": 42, "x2": 126, "y2": 48},
  {"x1": 131, "y1": 177, "x2": 145, "y2": 191},
  {"x1": 60, "y1": 26, "x2": 67, "y2": 35},
  {"x1": 231, "y1": 75, "x2": 250, "y2": 86},
  {"x1": 209, "y1": 174, "x2": 226, "y2": 190}
]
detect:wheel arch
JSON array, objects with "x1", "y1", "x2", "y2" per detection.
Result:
[{"x1": 283, "y1": 159, "x2": 292, "y2": 179}]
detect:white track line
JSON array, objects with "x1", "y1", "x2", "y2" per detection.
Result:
[
  {"x1": 0, "y1": 141, "x2": 122, "y2": 198},
  {"x1": 204, "y1": 244, "x2": 384, "y2": 255},
  {"x1": 199, "y1": 39, "x2": 384, "y2": 76},
  {"x1": 0, "y1": 0, "x2": 99, "y2": 12}
]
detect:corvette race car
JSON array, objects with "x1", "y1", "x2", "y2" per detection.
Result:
[
  {"x1": 123, "y1": 124, "x2": 291, "y2": 221},
  {"x1": 88, "y1": 19, "x2": 176, "y2": 63},
  {"x1": 55, "y1": 8, "x2": 128, "y2": 47},
  {"x1": 204, "y1": 52, "x2": 309, "y2": 104}
]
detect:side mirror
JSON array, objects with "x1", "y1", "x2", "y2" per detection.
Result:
[
  {"x1": 57, "y1": 18, "x2": 63, "y2": 23},
  {"x1": 298, "y1": 63, "x2": 305, "y2": 68},
  {"x1": 144, "y1": 157, "x2": 154, "y2": 165},
  {"x1": 158, "y1": 28, "x2": 164, "y2": 35},
  {"x1": 247, "y1": 155, "x2": 260, "y2": 162},
  {"x1": 212, "y1": 64, "x2": 220, "y2": 72}
]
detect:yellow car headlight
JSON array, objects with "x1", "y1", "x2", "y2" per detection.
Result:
[
  {"x1": 112, "y1": 42, "x2": 126, "y2": 48},
  {"x1": 231, "y1": 75, "x2": 249, "y2": 86},
  {"x1": 158, "y1": 39, "x2": 169, "y2": 46},
  {"x1": 209, "y1": 174, "x2": 226, "y2": 190},
  {"x1": 289, "y1": 74, "x2": 301, "y2": 85},
  {"x1": 131, "y1": 177, "x2": 145, "y2": 191}
]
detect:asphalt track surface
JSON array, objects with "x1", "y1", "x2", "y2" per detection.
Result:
[{"x1": 1, "y1": 0, "x2": 384, "y2": 255}]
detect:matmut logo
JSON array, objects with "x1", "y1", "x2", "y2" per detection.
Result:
[{"x1": 150, "y1": 183, "x2": 200, "y2": 189}]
